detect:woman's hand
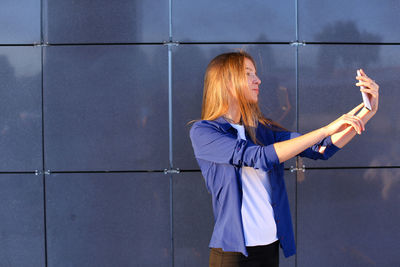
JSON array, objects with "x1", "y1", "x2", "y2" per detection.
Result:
[
  {"x1": 356, "y1": 69, "x2": 379, "y2": 114},
  {"x1": 324, "y1": 103, "x2": 365, "y2": 136}
]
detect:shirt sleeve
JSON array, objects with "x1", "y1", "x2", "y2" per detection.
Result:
[
  {"x1": 190, "y1": 121, "x2": 280, "y2": 171},
  {"x1": 274, "y1": 131, "x2": 340, "y2": 160}
]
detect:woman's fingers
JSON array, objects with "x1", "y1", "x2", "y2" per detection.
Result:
[
  {"x1": 346, "y1": 119, "x2": 361, "y2": 134},
  {"x1": 356, "y1": 69, "x2": 377, "y2": 86},
  {"x1": 356, "y1": 75, "x2": 369, "y2": 81},
  {"x1": 354, "y1": 116, "x2": 364, "y2": 133},
  {"x1": 327, "y1": 112, "x2": 365, "y2": 136},
  {"x1": 356, "y1": 71, "x2": 379, "y2": 90},
  {"x1": 356, "y1": 80, "x2": 378, "y2": 89},
  {"x1": 347, "y1": 103, "x2": 364, "y2": 116},
  {"x1": 357, "y1": 116, "x2": 365, "y2": 131},
  {"x1": 351, "y1": 120, "x2": 362, "y2": 134},
  {"x1": 357, "y1": 82, "x2": 379, "y2": 100},
  {"x1": 351, "y1": 114, "x2": 365, "y2": 131},
  {"x1": 360, "y1": 88, "x2": 378, "y2": 98},
  {"x1": 343, "y1": 114, "x2": 365, "y2": 134},
  {"x1": 356, "y1": 76, "x2": 375, "y2": 83}
]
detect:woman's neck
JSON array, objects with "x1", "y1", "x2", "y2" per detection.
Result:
[{"x1": 224, "y1": 102, "x2": 241, "y2": 124}]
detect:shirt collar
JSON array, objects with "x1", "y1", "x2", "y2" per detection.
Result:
[{"x1": 215, "y1": 116, "x2": 234, "y2": 132}]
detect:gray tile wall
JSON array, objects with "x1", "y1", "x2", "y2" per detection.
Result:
[{"x1": 1, "y1": 0, "x2": 399, "y2": 266}]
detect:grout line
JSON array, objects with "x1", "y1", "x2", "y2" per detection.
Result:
[
  {"x1": 1, "y1": 165, "x2": 399, "y2": 175},
  {"x1": 170, "y1": 174, "x2": 174, "y2": 267},
  {"x1": 36, "y1": 170, "x2": 167, "y2": 174},
  {"x1": 169, "y1": 0, "x2": 173, "y2": 41},
  {"x1": 168, "y1": 35, "x2": 175, "y2": 267},
  {"x1": 168, "y1": 0, "x2": 174, "y2": 265},
  {"x1": 3, "y1": 42, "x2": 400, "y2": 47},
  {"x1": 295, "y1": 0, "x2": 299, "y2": 42},
  {"x1": 40, "y1": 0, "x2": 44, "y2": 44},
  {"x1": 40, "y1": 9, "x2": 49, "y2": 263},
  {"x1": 168, "y1": 47, "x2": 173, "y2": 169},
  {"x1": 0, "y1": 44, "x2": 40, "y2": 46}
]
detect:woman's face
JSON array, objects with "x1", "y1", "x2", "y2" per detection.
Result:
[{"x1": 244, "y1": 58, "x2": 261, "y2": 103}]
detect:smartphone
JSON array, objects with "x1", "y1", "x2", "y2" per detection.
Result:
[{"x1": 357, "y1": 70, "x2": 372, "y2": 111}]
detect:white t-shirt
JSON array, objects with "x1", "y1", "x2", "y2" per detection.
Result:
[{"x1": 230, "y1": 123, "x2": 278, "y2": 246}]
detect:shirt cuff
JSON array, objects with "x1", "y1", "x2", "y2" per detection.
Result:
[{"x1": 322, "y1": 135, "x2": 341, "y2": 158}]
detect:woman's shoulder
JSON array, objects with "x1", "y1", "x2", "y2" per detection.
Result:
[
  {"x1": 190, "y1": 118, "x2": 232, "y2": 138},
  {"x1": 191, "y1": 117, "x2": 231, "y2": 129},
  {"x1": 191, "y1": 119, "x2": 217, "y2": 130}
]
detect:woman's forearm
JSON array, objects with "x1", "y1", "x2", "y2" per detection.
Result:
[
  {"x1": 273, "y1": 103, "x2": 370, "y2": 164},
  {"x1": 331, "y1": 107, "x2": 375, "y2": 148},
  {"x1": 274, "y1": 127, "x2": 328, "y2": 164}
]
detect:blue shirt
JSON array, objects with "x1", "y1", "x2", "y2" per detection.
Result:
[{"x1": 189, "y1": 117, "x2": 340, "y2": 257}]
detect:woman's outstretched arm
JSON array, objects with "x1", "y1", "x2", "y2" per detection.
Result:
[{"x1": 273, "y1": 103, "x2": 365, "y2": 164}]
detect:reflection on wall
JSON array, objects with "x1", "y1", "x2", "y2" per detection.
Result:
[
  {"x1": 0, "y1": 48, "x2": 42, "y2": 171},
  {"x1": 44, "y1": 46, "x2": 169, "y2": 171},
  {"x1": 316, "y1": 21, "x2": 382, "y2": 74}
]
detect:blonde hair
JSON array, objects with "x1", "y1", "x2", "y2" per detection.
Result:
[{"x1": 201, "y1": 51, "x2": 282, "y2": 145}]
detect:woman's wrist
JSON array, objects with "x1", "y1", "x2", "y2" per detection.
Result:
[
  {"x1": 321, "y1": 125, "x2": 331, "y2": 138},
  {"x1": 357, "y1": 107, "x2": 375, "y2": 122}
]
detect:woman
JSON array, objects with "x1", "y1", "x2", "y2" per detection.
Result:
[{"x1": 189, "y1": 51, "x2": 379, "y2": 267}]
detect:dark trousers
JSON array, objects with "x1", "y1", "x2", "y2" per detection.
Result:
[{"x1": 209, "y1": 241, "x2": 279, "y2": 267}]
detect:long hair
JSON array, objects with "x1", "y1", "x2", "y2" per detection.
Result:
[{"x1": 201, "y1": 51, "x2": 284, "y2": 145}]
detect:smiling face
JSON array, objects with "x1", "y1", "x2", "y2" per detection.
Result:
[{"x1": 244, "y1": 57, "x2": 261, "y2": 103}]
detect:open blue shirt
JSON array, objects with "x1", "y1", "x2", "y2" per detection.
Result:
[{"x1": 190, "y1": 117, "x2": 340, "y2": 257}]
